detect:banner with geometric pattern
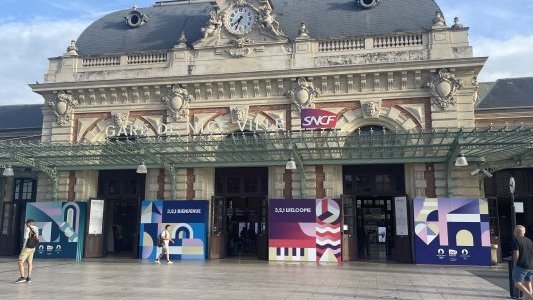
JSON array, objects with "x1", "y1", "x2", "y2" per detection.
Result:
[
  {"x1": 268, "y1": 198, "x2": 342, "y2": 264},
  {"x1": 413, "y1": 198, "x2": 491, "y2": 266},
  {"x1": 25, "y1": 201, "x2": 87, "y2": 260},
  {"x1": 139, "y1": 200, "x2": 208, "y2": 261}
]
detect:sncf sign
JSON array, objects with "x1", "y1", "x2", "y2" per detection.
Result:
[{"x1": 301, "y1": 109, "x2": 338, "y2": 129}]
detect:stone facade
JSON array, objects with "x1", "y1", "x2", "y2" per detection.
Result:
[{"x1": 30, "y1": 1, "x2": 485, "y2": 207}]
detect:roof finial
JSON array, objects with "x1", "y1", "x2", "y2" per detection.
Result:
[
  {"x1": 175, "y1": 31, "x2": 188, "y2": 49},
  {"x1": 451, "y1": 17, "x2": 464, "y2": 30},
  {"x1": 432, "y1": 11, "x2": 446, "y2": 28},
  {"x1": 297, "y1": 23, "x2": 310, "y2": 39},
  {"x1": 132, "y1": 3, "x2": 138, "y2": 10},
  {"x1": 65, "y1": 40, "x2": 79, "y2": 56}
]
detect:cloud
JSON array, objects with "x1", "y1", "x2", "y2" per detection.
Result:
[
  {"x1": 0, "y1": 20, "x2": 89, "y2": 105},
  {"x1": 475, "y1": 34, "x2": 533, "y2": 82}
]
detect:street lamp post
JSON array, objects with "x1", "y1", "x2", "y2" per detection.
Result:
[
  {"x1": 508, "y1": 175, "x2": 521, "y2": 299},
  {"x1": 510, "y1": 176, "x2": 516, "y2": 230}
]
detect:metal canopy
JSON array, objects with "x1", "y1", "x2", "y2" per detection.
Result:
[
  {"x1": 0, "y1": 126, "x2": 532, "y2": 199},
  {"x1": 0, "y1": 126, "x2": 532, "y2": 169}
]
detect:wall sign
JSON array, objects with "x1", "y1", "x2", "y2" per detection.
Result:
[
  {"x1": 88, "y1": 199, "x2": 104, "y2": 235},
  {"x1": 26, "y1": 201, "x2": 87, "y2": 260},
  {"x1": 300, "y1": 109, "x2": 338, "y2": 130},
  {"x1": 139, "y1": 200, "x2": 208, "y2": 261},
  {"x1": 394, "y1": 196, "x2": 409, "y2": 236},
  {"x1": 268, "y1": 198, "x2": 342, "y2": 264},
  {"x1": 413, "y1": 198, "x2": 491, "y2": 266}
]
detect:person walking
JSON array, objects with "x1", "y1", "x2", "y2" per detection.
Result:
[
  {"x1": 14, "y1": 219, "x2": 39, "y2": 284},
  {"x1": 155, "y1": 225, "x2": 173, "y2": 264},
  {"x1": 513, "y1": 225, "x2": 533, "y2": 300}
]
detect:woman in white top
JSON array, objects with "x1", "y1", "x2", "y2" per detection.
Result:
[{"x1": 155, "y1": 225, "x2": 173, "y2": 264}]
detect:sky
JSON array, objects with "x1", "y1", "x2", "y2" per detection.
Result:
[{"x1": 0, "y1": 0, "x2": 532, "y2": 105}]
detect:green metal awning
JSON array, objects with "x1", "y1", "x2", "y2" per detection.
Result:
[{"x1": 1, "y1": 126, "x2": 532, "y2": 199}]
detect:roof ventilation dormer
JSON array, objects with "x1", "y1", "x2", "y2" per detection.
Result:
[
  {"x1": 357, "y1": 0, "x2": 381, "y2": 9},
  {"x1": 124, "y1": 5, "x2": 149, "y2": 28}
]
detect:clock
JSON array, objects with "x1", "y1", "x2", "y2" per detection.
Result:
[{"x1": 224, "y1": 5, "x2": 257, "y2": 36}]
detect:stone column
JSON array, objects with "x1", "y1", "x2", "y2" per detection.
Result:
[
  {"x1": 268, "y1": 166, "x2": 286, "y2": 199},
  {"x1": 74, "y1": 170, "x2": 99, "y2": 201}
]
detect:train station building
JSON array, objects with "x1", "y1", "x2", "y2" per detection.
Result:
[{"x1": 0, "y1": 0, "x2": 532, "y2": 264}]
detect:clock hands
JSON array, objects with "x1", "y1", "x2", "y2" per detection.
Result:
[{"x1": 232, "y1": 15, "x2": 244, "y2": 29}]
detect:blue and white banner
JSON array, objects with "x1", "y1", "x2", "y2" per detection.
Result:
[
  {"x1": 139, "y1": 200, "x2": 208, "y2": 260},
  {"x1": 25, "y1": 201, "x2": 87, "y2": 260},
  {"x1": 413, "y1": 198, "x2": 491, "y2": 266}
]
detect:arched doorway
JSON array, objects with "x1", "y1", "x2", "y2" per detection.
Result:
[{"x1": 210, "y1": 131, "x2": 269, "y2": 260}]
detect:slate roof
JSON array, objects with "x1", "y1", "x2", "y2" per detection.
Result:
[
  {"x1": 76, "y1": 0, "x2": 441, "y2": 56},
  {"x1": 476, "y1": 77, "x2": 533, "y2": 110},
  {"x1": 0, "y1": 105, "x2": 43, "y2": 131}
]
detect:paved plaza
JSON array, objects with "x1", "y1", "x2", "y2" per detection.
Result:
[{"x1": 0, "y1": 258, "x2": 511, "y2": 300}]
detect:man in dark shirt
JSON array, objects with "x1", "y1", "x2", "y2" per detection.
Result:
[{"x1": 513, "y1": 225, "x2": 533, "y2": 300}]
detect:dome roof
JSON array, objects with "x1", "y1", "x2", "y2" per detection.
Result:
[{"x1": 76, "y1": 0, "x2": 441, "y2": 56}]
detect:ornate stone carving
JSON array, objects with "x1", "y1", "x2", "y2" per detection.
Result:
[
  {"x1": 124, "y1": 6, "x2": 149, "y2": 28},
  {"x1": 433, "y1": 11, "x2": 446, "y2": 28},
  {"x1": 357, "y1": 0, "x2": 381, "y2": 9},
  {"x1": 259, "y1": 3, "x2": 284, "y2": 37},
  {"x1": 174, "y1": 31, "x2": 187, "y2": 49},
  {"x1": 48, "y1": 91, "x2": 79, "y2": 126},
  {"x1": 452, "y1": 46, "x2": 473, "y2": 58},
  {"x1": 226, "y1": 38, "x2": 255, "y2": 57},
  {"x1": 361, "y1": 101, "x2": 382, "y2": 119},
  {"x1": 297, "y1": 23, "x2": 310, "y2": 39},
  {"x1": 315, "y1": 50, "x2": 428, "y2": 67},
  {"x1": 286, "y1": 77, "x2": 320, "y2": 111},
  {"x1": 230, "y1": 106, "x2": 249, "y2": 124},
  {"x1": 451, "y1": 17, "x2": 464, "y2": 30},
  {"x1": 162, "y1": 85, "x2": 194, "y2": 121},
  {"x1": 426, "y1": 69, "x2": 463, "y2": 110},
  {"x1": 112, "y1": 111, "x2": 130, "y2": 128},
  {"x1": 472, "y1": 76, "x2": 479, "y2": 103},
  {"x1": 200, "y1": 10, "x2": 222, "y2": 42},
  {"x1": 65, "y1": 40, "x2": 78, "y2": 56}
]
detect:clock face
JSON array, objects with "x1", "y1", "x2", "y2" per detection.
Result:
[{"x1": 225, "y1": 6, "x2": 256, "y2": 36}]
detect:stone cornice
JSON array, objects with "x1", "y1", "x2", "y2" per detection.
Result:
[{"x1": 30, "y1": 57, "x2": 487, "y2": 93}]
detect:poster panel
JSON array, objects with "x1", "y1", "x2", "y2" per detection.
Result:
[
  {"x1": 88, "y1": 199, "x2": 104, "y2": 235},
  {"x1": 268, "y1": 198, "x2": 342, "y2": 263},
  {"x1": 413, "y1": 198, "x2": 491, "y2": 266},
  {"x1": 394, "y1": 196, "x2": 409, "y2": 236},
  {"x1": 139, "y1": 200, "x2": 208, "y2": 261},
  {"x1": 25, "y1": 201, "x2": 87, "y2": 260}
]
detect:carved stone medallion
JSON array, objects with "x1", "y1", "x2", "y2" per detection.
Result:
[
  {"x1": 426, "y1": 69, "x2": 463, "y2": 110},
  {"x1": 112, "y1": 111, "x2": 130, "y2": 128},
  {"x1": 361, "y1": 101, "x2": 382, "y2": 118},
  {"x1": 48, "y1": 91, "x2": 79, "y2": 126},
  {"x1": 230, "y1": 106, "x2": 249, "y2": 124},
  {"x1": 286, "y1": 77, "x2": 320, "y2": 111},
  {"x1": 162, "y1": 85, "x2": 194, "y2": 121}
]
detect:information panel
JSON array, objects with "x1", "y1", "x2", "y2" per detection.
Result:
[
  {"x1": 394, "y1": 196, "x2": 409, "y2": 236},
  {"x1": 139, "y1": 200, "x2": 208, "y2": 261},
  {"x1": 25, "y1": 201, "x2": 87, "y2": 260},
  {"x1": 88, "y1": 199, "x2": 104, "y2": 235},
  {"x1": 413, "y1": 198, "x2": 491, "y2": 266}
]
